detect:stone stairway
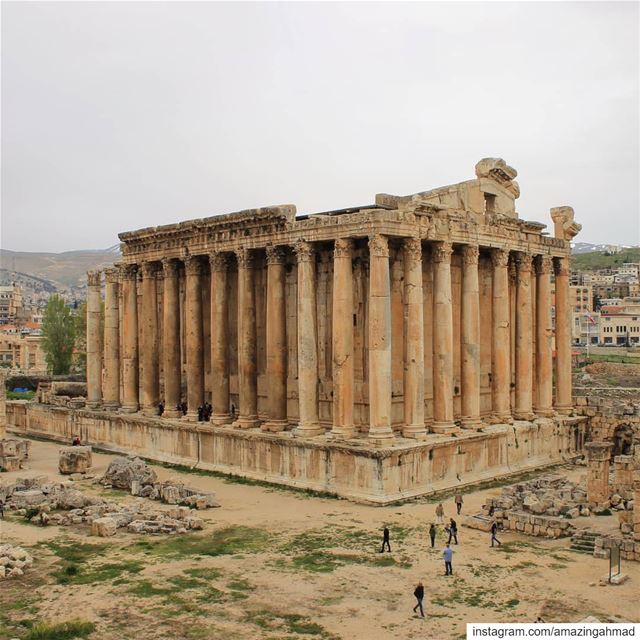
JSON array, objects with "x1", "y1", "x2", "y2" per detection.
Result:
[{"x1": 569, "y1": 530, "x2": 598, "y2": 555}]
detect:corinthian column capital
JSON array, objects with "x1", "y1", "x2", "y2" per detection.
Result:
[
  {"x1": 554, "y1": 257, "x2": 571, "y2": 277},
  {"x1": 104, "y1": 267, "x2": 119, "y2": 284},
  {"x1": 119, "y1": 263, "x2": 138, "y2": 281},
  {"x1": 294, "y1": 240, "x2": 314, "y2": 263},
  {"x1": 515, "y1": 252, "x2": 533, "y2": 274},
  {"x1": 185, "y1": 256, "x2": 204, "y2": 275},
  {"x1": 209, "y1": 252, "x2": 229, "y2": 272},
  {"x1": 235, "y1": 247, "x2": 255, "y2": 269},
  {"x1": 491, "y1": 248, "x2": 509, "y2": 268},
  {"x1": 266, "y1": 245, "x2": 287, "y2": 266},
  {"x1": 460, "y1": 244, "x2": 479, "y2": 265},
  {"x1": 369, "y1": 234, "x2": 389, "y2": 258},
  {"x1": 536, "y1": 255, "x2": 553, "y2": 275},
  {"x1": 334, "y1": 238, "x2": 354, "y2": 259},
  {"x1": 162, "y1": 257, "x2": 179, "y2": 277},
  {"x1": 141, "y1": 261, "x2": 160, "y2": 278},
  {"x1": 87, "y1": 270, "x2": 102, "y2": 287},
  {"x1": 403, "y1": 237, "x2": 422, "y2": 263},
  {"x1": 432, "y1": 241, "x2": 452, "y2": 264}
]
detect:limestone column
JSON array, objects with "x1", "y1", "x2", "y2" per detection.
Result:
[
  {"x1": 554, "y1": 257, "x2": 572, "y2": 414},
  {"x1": 514, "y1": 253, "x2": 534, "y2": 419},
  {"x1": 103, "y1": 267, "x2": 120, "y2": 410},
  {"x1": 162, "y1": 258, "x2": 182, "y2": 418},
  {"x1": 294, "y1": 240, "x2": 323, "y2": 436},
  {"x1": 209, "y1": 252, "x2": 232, "y2": 424},
  {"x1": 368, "y1": 234, "x2": 394, "y2": 445},
  {"x1": 140, "y1": 261, "x2": 160, "y2": 416},
  {"x1": 491, "y1": 248, "x2": 512, "y2": 423},
  {"x1": 331, "y1": 238, "x2": 354, "y2": 439},
  {"x1": 535, "y1": 255, "x2": 554, "y2": 416},
  {"x1": 184, "y1": 256, "x2": 204, "y2": 420},
  {"x1": 432, "y1": 242, "x2": 456, "y2": 434},
  {"x1": 460, "y1": 245, "x2": 481, "y2": 428},
  {"x1": 120, "y1": 264, "x2": 139, "y2": 413},
  {"x1": 86, "y1": 270, "x2": 102, "y2": 409},
  {"x1": 263, "y1": 246, "x2": 288, "y2": 431},
  {"x1": 585, "y1": 441, "x2": 613, "y2": 506},
  {"x1": 403, "y1": 237, "x2": 426, "y2": 439},
  {"x1": 235, "y1": 248, "x2": 259, "y2": 429}
]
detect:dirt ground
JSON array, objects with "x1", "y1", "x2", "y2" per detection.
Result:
[{"x1": 1, "y1": 439, "x2": 638, "y2": 640}]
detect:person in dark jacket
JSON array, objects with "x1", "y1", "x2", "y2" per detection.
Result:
[
  {"x1": 413, "y1": 581, "x2": 425, "y2": 617},
  {"x1": 380, "y1": 526, "x2": 391, "y2": 553},
  {"x1": 428, "y1": 524, "x2": 437, "y2": 548},
  {"x1": 447, "y1": 518, "x2": 458, "y2": 544},
  {"x1": 158, "y1": 402, "x2": 164, "y2": 417},
  {"x1": 491, "y1": 520, "x2": 501, "y2": 547}
]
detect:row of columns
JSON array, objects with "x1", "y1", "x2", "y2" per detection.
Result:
[{"x1": 86, "y1": 238, "x2": 572, "y2": 443}]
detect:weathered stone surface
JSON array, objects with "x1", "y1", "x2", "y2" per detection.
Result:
[
  {"x1": 101, "y1": 456, "x2": 157, "y2": 490},
  {"x1": 59, "y1": 446, "x2": 92, "y2": 474},
  {"x1": 91, "y1": 517, "x2": 118, "y2": 537},
  {"x1": 0, "y1": 545, "x2": 33, "y2": 580}
]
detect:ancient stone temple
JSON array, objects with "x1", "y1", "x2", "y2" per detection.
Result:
[{"x1": 7, "y1": 159, "x2": 588, "y2": 502}]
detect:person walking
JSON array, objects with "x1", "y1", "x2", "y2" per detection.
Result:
[
  {"x1": 380, "y1": 526, "x2": 391, "y2": 553},
  {"x1": 428, "y1": 524, "x2": 437, "y2": 548},
  {"x1": 443, "y1": 544, "x2": 454, "y2": 575},
  {"x1": 447, "y1": 518, "x2": 458, "y2": 545},
  {"x1": 0, "y1": 500, "x2": 4, "y2": 519},
  {"x1": 435, "y1": 503, "x2": 444, "y2": 524},
  {"x1": 454, "y1": 492, "x2": 463, "y2": 515},
  {"x1": 413, "y1": 581, "x2": 425, "y2": 617},
  {"x1": 491, "y1": 520, "x2": 501, "y2": 547}
]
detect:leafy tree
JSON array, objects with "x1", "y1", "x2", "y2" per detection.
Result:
[{"x1": 41, "y1": 295, "x2": 76, "y2": 375}]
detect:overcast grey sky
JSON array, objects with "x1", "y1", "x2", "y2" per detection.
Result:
[{"x1": 1, "y1": 1, "x2": 638, "y2": 253}]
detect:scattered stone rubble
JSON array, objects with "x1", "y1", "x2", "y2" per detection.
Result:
[
  {"x1": 0, "y1": 475, "x2": 208, "y2": 537},
  {"x1": 0, "y1": 544, "x2": 33, "y2": 579},
  {"x1": 58, "y1": 446, "x2": 93, "y2": 475},
  {"x1": 101, "y1": 456, "x2": 220, "y2": 509},
  {"x1": 465, "y1": 474, "x2": 616, "y2": 539}
]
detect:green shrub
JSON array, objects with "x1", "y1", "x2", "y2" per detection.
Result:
[{"x1": 25, "y1": 619, "x2": 95, "y2": 640}]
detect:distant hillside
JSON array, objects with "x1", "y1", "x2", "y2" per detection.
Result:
[
  {"x1": 571, "y1": 248, "x2": 640, "y2": 272},
  {"x1": 0, "y1": 247, "x2": 119, "y2": 290},
  {"x1": 572, "y1": 242, "x2": 638, "y2": 254}
]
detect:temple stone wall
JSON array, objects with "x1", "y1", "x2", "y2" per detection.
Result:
[{"x1": 6, "y1": 401, "x2": 585, "y2": 503}]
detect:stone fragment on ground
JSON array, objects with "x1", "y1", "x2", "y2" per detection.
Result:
[
  {"x1": 58, "y1": 446, "x2": 93, "y2": 474},
  {"x1": 0, "y1": 544, "x2": 33, "y2": 579}
]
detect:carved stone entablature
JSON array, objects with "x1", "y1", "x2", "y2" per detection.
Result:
[
  {"x1": 491, "y1": 248, "x2": 509, "y2": 268},
  {"x1": 550, "y1": 206, "x2": 581, "y2": 242},
  {"x1": 265, "y1": 245, "x2": 287, "y2": 266},
  {"x1": 554, "y1": 257, "x2": 571, "y2": 277},
  {"x1": 185, "y1": 256, "x2": 204, "y2": 276},
  {"x1": 209, "y1": 252, "x2": 230, "y2": 272},
  {"x1": 535, "y1": 255, "x2": 553, "y2": 275},
  {"x1": 461, "y1": 244, "x2": 479, "y2": 265},
  {"x1": 235, "y1": 247, "x2": 255, "y2": 269},
  {"x1": 403, "y1": 237, "x2": 422, "y2": 263},
  {"x1": 475, "y1": 158, "x2": 519, "y2": 197},
  {"x1": 104, "y1": 267, "x2": 119, "y2": 284},
  {"x1": 368, "y1": 234, "x2": 389, "y2": 258},
  {"x1": 334, "y1": 238, "x2": 354, "y2": 259},
  {"x1": 294, "y1": 240, "x2": 314, "y2": 263},
  {"x1": 432, "y1": 241, "x2": 453, "y2": 264},
  {"x1": 162, "y1": 258, "x2": 180, "y2": 277},
  {"x1": 87, "y1": 270, "x2": 102, "y2": 287},
  {"x1": 119, "y1": 263, "x2": 138, "y2": 281}
]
